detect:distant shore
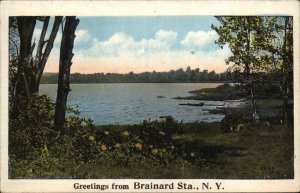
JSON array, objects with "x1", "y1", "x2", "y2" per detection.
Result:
[
  {"x1": 40, "y1": 68, "x2": 230, "y2": 84},
  {"x1": 40, "y1": 81, "x2": 231, "y2": 84}
]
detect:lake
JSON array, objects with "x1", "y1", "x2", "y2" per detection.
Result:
[{"x1": 40, "y1": 83, "x2": 225, "y2": 125}]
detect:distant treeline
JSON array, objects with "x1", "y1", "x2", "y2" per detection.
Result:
[{"x1": 41, "y1": 67, "x2": 229, "y2": 84}]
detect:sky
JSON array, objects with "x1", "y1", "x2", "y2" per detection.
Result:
[{"x1": 33, "y1": 16, "x2": 231, "y2": 74}]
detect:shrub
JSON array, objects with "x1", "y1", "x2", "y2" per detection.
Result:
[
  {"x1": 9, "y1": 94, "x2": 56, "y2": 159},
  {"x1": 221, "y1": 110, "x2": 243, "y2": 132}
]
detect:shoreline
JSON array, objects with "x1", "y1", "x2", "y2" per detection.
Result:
[{"x1": 40, "y1": 81, "x2": 231, "y2": 84}]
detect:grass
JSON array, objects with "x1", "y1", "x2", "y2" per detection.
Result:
[
  {"x1": 74, "y1": 121, "x2": 293, "y2": 179},
  {"x1": 175, "y1": 122, "x2": 293, "y2": 179}
]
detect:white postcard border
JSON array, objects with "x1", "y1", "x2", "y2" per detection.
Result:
[{"x1": 1, "y1": 0, "x2": 299, "y2": 192}]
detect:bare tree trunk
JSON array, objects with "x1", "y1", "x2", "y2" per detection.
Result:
[
  {"x1": 11, "y1": 17, "x2": 36, "y2": 117},
  {"x1": 281, "y1": 17, "x2": 289, "y2": 125},
  {"x1": 34, "y1": 16, "x2": 63, "y2": 93},
  {"x1": 245, "y1": 18, "x2": 258, "y2": 120},
  {"x1": 35, "y1": 17, "x2": 50, "y2": 68},
  {"x1": 54, "y1": 16, "x2": 79, "y2": 129},
  {"x1": 15, "y1": 17, "x2": 36, "y2": 97}
]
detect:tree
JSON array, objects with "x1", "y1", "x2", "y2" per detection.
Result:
[
  {"x1": 10, "y1": 16, "x2": 62, "y2": 115},
  {"x1": 259, "y1": 16, "x2": 293, "y2": 125},
  {"x1": 9, "y1": 17, "x2": 20, "y2": 108},
  {"x1": 212, "y1": 16, "x2": 267, "y2": 119},
  {"x1": 54, "y1": 16, "x2": 79, "y2": 129},
  {"x1": 14, "y1": 17, "x2": 37, "y2": 98},
  {"x1": 33, "y1": 17, "x2": 62, "y2": 93}
]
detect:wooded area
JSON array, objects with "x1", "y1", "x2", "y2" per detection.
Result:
[
  {"x1": 9, "y1": 16, "x2": 79, "y2": 127},
  {"x1": 41, "y1": 68, "x2": 229, "y2": 83}
]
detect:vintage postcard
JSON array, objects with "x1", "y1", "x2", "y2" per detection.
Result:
[{"x1": 0, "y1": 0, "x2": 299, "y2": 192}]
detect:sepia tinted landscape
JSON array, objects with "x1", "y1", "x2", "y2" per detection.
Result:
[{"x1": 9, "y1": 16, "x2": 293, "y2": 179}]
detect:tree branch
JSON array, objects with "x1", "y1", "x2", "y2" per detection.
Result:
[{"x1": 9, "y1": 36, "x2": 19, "y2": 55}]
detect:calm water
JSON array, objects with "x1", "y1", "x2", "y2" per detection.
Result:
[{"x1": 40, "y1": 83, "x2": 224, "y2": 125}]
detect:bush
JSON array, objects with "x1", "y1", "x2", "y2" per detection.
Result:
[
  {"x1": 9, "y1": 94, "x2": 96, "y2": 178},
  {"x1": 221, "y1": 110, "x2": 243, "y2": 132},
  {"x1": 9, "y1": 94, "x2": 56, "y2": 159}
]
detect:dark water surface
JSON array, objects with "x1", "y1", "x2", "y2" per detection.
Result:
[{"x1": 40, "y1": 83, "x2": 224, "y2": 125}]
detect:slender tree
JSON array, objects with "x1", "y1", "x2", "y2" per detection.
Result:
[
  {"x1": 33, "y1": 16, "x2": 62, "y2": 92},
  {"x1": 212, "y1": 16, "x2": 267, "y2": 119},
  {"x1": 54, "y1": 16, "x2": 79, "y2": 129},
  {"x1": 259, "y1": 16, "x2": 293, "y2": 125},
  {"x1": 212, "y1": 16, "x2": 293, "y2": 124}
]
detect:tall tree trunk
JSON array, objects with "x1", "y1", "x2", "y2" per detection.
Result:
[
  {"x1": 11, "y1": 17, "x2": 36, "y2": 117},
  {"x1": 54, "y1": 17, "x2": 79, "y2": 129},
  {"x1": 281, "y1": 17, "x2": 292, "y2": 126},
  {"x1": 15, "y1": 17, "x2": 36, "y2": 97},
  {"x1": 35, "y1": 17, "x2": 50, "y2": 68},
  {"x1": 245, "y1": 18, "x2": 258, "y2": 120},
  {"x1": 33, "y1": 16, "x2": 63, "y2": 93}
]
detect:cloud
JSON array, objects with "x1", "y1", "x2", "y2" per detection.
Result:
[
  {"x1": 87, "y1": 32, "x2": 136, "y2": 57},
  {"x1": 79, "y1": 30, "x2": 178, "y2": 58},
  {"x1": 40, "y1": 29, "x2": 90, "y2": 48},
  {"x1": 180, "y1": 30, "x2": 217, "y2": 49},
  {"x1": 75, "y1": 29, "x2": 91, "y2": 45},
  {"x1": 45, "y1": 29, "x2": 231, "y2": 74},
  {"x1": 139, "y1": 30, "x2": 177, "y2": 54}
]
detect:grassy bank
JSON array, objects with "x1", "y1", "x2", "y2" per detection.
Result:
[
  {"x1": 81, "y1": 121, "x2": 294, "y2": 179},
  {"x1": 10, "y1": 117, "x2": 293, "y2": 179}
]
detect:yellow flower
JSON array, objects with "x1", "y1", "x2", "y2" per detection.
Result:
[
  {"x1": 190, "y1": 152, "x2": 195, "y2": 157},
  {"x1": 89, "y1": 136, "x2": 95, "y2": 141},
  {"x1": 151, "y1": 149, "x2": 158, "y2": 155},
  {"x1": 135, "y1": 143, "x2": 142, "y2": 150},
  {"x1": 159, "y1": 131, "x2": 165, "y2": 136},
  {"x1": 122, "y1": 131, "x2": 129, "y2": 137},
  {"x1": 100, "y1": 144, "x2": 107, "y2": 151},
  {"x1": 104, "y1": 131, "x2": 109, "y2": 135},
  {"x1": 171, "y1": 145, "x2": 175, "y2": 150},
  {"x1": 114, "y1": 143, "x2": 121, "y2": 148},
  {"x1": 149, "y1": 145, "x2": 154, "y2": 149}
]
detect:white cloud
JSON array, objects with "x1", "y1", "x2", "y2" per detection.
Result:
[
  {"x1": 48, "y1": 29, "x2": 91, "y2": 47},
  {"x1": 45, "y1": 29, "x2": 231, "y2": 74},
  {"x1": 87, "y1": 32, "x2": 136, "y2": 57},
  {"x1": 180, "y1": 30, "x2": 217, "y2": 49},
  {"x1": 80, "y1": 30, "x2": 178, "y2": 58},
  {"x1": 139, "y1": 30, "x2": 177, "y2": 54},
  {"x1": 75, "y1": 29, "x2": 91, "y2": 44}
]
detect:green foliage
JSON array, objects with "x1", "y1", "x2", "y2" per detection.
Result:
[
  {"x1": 179, "y1": 83, "x2": 245, "y2": 101},
  {"x1": 221, "y1": 110, "x2": 244, "y2": 132},
  {"x1": 93, "y1": 117, "x2": 184, "y2": 167},
  {"x1": 212, "y1": 17, "x2": 265, "y2": 72},
  {"x1": 9, "y1": 94, "x2": 55, "y2": 159}
]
